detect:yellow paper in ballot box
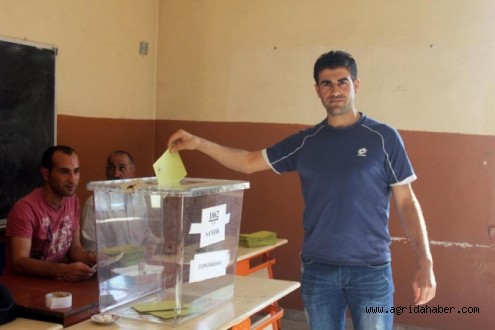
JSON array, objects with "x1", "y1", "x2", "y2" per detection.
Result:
[{"x1": 153, "y1": 148, "x2": 187, "y2": 186}]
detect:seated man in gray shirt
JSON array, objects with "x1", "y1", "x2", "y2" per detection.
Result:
[{"x1": 82, "y1": 150, "x2": 140, "y2": 251}]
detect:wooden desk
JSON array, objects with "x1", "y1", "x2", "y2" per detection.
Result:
[
  {"x1": 0, "y1": 274, "x2": 99, "y2": 327},
  {"x1": 0, "y1": 240, "x2": 291, "y2": 328},
  {"x1": 236, "y1": 238, "x2": 288, "y2": 278},
  {"x1": 0, "y1": 318, "x2": 63, "y2": 330},
  {"x1": 235, "y1": 239, "x2": 288, "y2": 329},
  {"x1": 65, "y1": 276, "x2": 300, "y2": 330}
]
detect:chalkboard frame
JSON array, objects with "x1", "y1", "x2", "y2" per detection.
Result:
[{"x1": 0, "y1": 36, "x2": 57, "y2": 223}]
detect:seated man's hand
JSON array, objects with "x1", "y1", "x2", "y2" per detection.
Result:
[{"x1": 56, "y1": 262, "x2": 96, "y2": 281}]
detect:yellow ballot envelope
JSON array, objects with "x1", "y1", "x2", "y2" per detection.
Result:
[{"x1": 153, "y1": 149, "x2": 187, "y2": 186}]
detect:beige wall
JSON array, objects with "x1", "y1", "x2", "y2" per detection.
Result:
[
  {"x1": 0, "y1": 0, "x2": 158, "y2": 120},
  {"x1": 2, "y1": 0, "x2": 493, "y2": 134},
  {"x1": 157, "y1": 0, "x2": 495, "y2": 135}
]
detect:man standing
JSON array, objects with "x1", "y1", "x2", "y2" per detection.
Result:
[
  {"x1": 167, "y1": 51, "x2": 436, "y2": 329},
  {"x1": 81, "y1": 150, "x2": 136, "y2": 251},
  {"x1": 5, "y1": 145, "x2": 96, "y2": 281}
]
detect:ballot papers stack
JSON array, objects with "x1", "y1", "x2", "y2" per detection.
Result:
[
  {"x1": 239, "y1": 230, "x2": 277, "y2": 247},
  {"x1": 87, "y1": 177, "x2": 249, "y2": 327}
]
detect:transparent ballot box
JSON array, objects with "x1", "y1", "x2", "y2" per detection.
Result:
[{"x1": 87, "y1": 177, "x2": 250, "y2": 326}]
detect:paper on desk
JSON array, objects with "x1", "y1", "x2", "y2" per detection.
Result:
[
  {"x1": 153, "y1": 148, "x2": 187, "y2": 186},
  {"x1": 112, "y1": 264, "x2": 164, "y2": 277}
]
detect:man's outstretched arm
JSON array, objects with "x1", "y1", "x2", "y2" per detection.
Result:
[{"x1": 168, "y1": 129, "x2": 270, "y2": 174}]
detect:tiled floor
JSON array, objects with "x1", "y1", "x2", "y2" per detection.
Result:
[{"x1": 280, "y1": 317, "x2": 310, "y2": 330}]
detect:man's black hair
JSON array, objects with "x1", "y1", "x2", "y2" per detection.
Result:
[
  {"x1": 41, "y1": 145, "x2": 76, "y2": 171},
  {"x1": 108, "y1": 150, "x2": 135, "y2": 166},
  {"x1": 313, "y1": 50, "x2": 358, "y2": 83}
]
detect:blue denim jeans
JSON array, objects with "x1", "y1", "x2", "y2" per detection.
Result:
[{"x1": 301, "y1": 259, "x2": 394, "y2": 330}]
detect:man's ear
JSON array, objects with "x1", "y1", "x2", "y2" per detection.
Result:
[
  {"x1": 40, "y1": 167, "x2": 49, "y2": 181},
  {"x1": 314, "y1": 83, "x2": 321, "y2": 98},
  {"x1": 353, "y1": 78, "x2": 360, "y2": 93}
]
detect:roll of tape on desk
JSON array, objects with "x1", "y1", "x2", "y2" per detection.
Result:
[{"x1": 45, "y1": 292, "x2": 72, "y2": 309}]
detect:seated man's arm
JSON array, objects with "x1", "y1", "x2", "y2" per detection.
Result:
[
  {"x1": 67, "y1": 230, "x2": 97, "y2": 266},
  {"x1": 10, "y1": 236, "x2": 95, "y2": 281}
]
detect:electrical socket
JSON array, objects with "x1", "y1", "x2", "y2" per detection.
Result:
[
  {"x1": 488, "y1": 225, "x2": 495, "y2": 240},
  {"x1": 139, "y1": 41, "x2": 148, "y2": 56}
]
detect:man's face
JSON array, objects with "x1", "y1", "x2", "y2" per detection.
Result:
[
  {"x1": 105, "y1": 154, "x2": 135, "y2": 180},
  {"x1": 43, "y1": 151, "x2": 80, "y2": 197},
  {"x1": 315, "y1": 67, "x2": 360, "y2": 117}
]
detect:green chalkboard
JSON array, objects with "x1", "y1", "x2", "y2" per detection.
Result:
[{"x1": 0, "y1": 37, "x2": 56, "y2": 221}]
